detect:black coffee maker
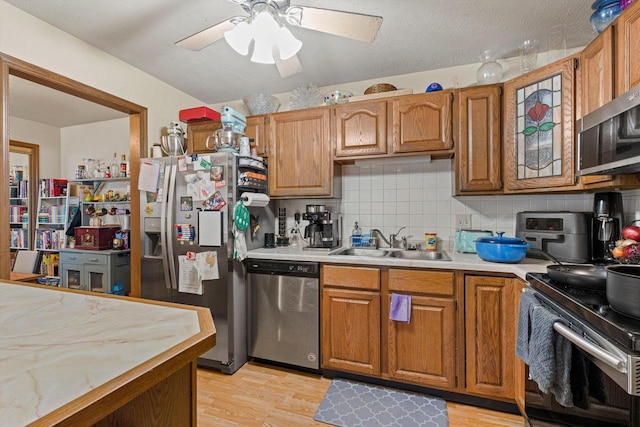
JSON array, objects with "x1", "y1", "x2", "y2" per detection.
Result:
[
  {"x1": 592, "y1": 192, "x2": 624, "y2": 263},
  {"x1": 302, "y1": 205, "x2": 340, "y2": 250}
]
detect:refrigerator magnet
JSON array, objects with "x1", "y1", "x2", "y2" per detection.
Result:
[
  {"x1": 211, "y1": 165, "x2": 224, "y2": 181},
  {"x1": 180, "y1": 196, "x2": 193, "y2": 211},
  {"x1": 193, "y1": 155, "x2": 211, "y2": 170}
]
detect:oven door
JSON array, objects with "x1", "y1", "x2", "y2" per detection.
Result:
[{"x1": 523, "y1": 290, "x2": 639, "y2": 427}]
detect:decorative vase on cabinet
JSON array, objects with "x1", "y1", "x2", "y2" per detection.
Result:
[{"x1": 476, "y1": 50, "x2": 503, "y2": 84}]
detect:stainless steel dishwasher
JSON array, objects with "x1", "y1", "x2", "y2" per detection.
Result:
[{"x1": 247, "y1": 259, "x2": 320, "y2": 371}]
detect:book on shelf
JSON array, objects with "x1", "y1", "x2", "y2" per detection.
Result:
[
  {"x1": 35, "y1": 229, "x2": 66, "y2": 250},
  {"x1": 41, "y1": 252, "x2": 59, "y2": 278},
  {"x1": 39, "y1": 179, "x2": 68, "y2": 197},
  {"x1": 10, "y1": 229, "x2": 28, "y2": 249},
  {"x1": 10, "y1": 180, "x2": 29, "y2": 198}
]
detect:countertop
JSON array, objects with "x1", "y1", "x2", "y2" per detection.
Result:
[
  {"x1": 0, "y1": 282, "x2": 215, "y2": 426},
  {"x1": 247, "y1": 246, "x2": 552, "y2": 280}
]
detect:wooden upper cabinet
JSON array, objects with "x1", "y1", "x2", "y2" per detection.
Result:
[
  {"x1": 245, "y1": 115, "x2": 268, "y2": 157},
  {"x1": 186, "y1": 121, "x2": 221, "y2": 154},
  {"x1": 503, "y1": 57, "x2": 577, "y2": 192},
  {"x1": 616, "y1": 0, "x2": 640, "y2": 96},
  {"x1": 268, "y1": 107, "x2": 335, "y2": 198},
  {"x1": 455, "y1": 85, "x2": 503, "y2": 194},
  {"x1": 580, "y1": 26, "x2": 614, "y2": 118},
  {"x1": 334, "y1": 100, "x2": 387, "y2": 157},
  {"x1": 390, "y1": 91, "x2": 454, "y2": 153}
]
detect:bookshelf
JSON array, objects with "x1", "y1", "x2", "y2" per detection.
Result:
[
  {"x1": 34, "y1": 179, "x2": 78, "y2": 282},
  {"x1": 9, "y1": 180, "x2": 30, "y2": 250}
]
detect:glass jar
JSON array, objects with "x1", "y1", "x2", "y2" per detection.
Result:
[{"x1": 476, "y1": 50, "x2": 503, "y2": 84}]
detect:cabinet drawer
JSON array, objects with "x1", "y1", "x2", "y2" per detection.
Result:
[
  {"x1": 60, "y1": 251, "x2": 108, "y2": 265},
  {"x1": 323, "y1": 265, "x2": 380, "y2": 291},
  {"x1": 83, "y1": 254, "x2": 108, "y2": 265},
  {"x1": 388, "y1": 269, "x2": 454, "y2": 296}
]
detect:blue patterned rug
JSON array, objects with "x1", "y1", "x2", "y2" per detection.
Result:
[{"x1": 314, "y1": 378, "x2": 449, "y2": 427}]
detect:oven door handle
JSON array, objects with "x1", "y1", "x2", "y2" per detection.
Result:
[{"x1": 553, "y1": 322, "x2": 626, "y2": 373}]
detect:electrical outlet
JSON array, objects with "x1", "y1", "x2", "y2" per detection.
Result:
[{"x1": 455, "y1": 214, "x2": 472, "y2": 229}]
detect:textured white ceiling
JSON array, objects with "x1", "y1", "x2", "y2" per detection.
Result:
[{"x1": 6, "y1": 0, "x2": 597, "y2": 109}]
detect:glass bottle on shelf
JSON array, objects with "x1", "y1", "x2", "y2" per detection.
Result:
[
  {"x1": 110, "y1": 152, "x2": 121, "y2": 178},
  {"x1": 120, "y1": 154, "x2": 128, "y2": 178},
  {"x1": 476, "y1": 49, "x2": 503, "y2": 84}
]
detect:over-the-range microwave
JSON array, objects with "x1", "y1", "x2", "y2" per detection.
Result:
[{"x1": 576, "y1": 85, "x2": 640, "y2": 175}]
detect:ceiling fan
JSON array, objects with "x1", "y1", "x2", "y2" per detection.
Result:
[{"x1": 175, "y1": 0, "x2": 383, "y2": 77}]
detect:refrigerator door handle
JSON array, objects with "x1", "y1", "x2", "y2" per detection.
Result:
[
  {"x1": 166, "y1": 163, "x2": 178, "y2": 290},
  {"x1": 160, "y1": 163, "x2": 172, "y2": 290}
]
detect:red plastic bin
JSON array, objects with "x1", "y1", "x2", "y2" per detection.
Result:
[{"x1": 179, "y1": 106, "x2": 221, "y2": 123}]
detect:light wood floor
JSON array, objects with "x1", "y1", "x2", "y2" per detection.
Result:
[{"x1": 197, "y1": 362, "x2": 526, "y2": 427}]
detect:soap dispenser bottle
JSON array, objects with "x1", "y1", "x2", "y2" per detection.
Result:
[{"x1": 351, "y1": 222, "x2": 362, "y2": 247}]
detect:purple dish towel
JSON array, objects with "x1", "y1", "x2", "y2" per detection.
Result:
[{"x1": 390, "y1": 293, "x2": 411, "y2": 323}]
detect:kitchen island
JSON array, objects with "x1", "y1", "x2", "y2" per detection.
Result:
[{"x1": 0, "y1": 281, "x2": 216, "y2": 426}]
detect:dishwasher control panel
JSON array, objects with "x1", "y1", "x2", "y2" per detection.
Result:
[{"x1": 247, "y1": 260, "x2": 320, "y2": 277}]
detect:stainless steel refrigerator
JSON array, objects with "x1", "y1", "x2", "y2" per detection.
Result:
[{"x1": 139, "y1": 152, "x2": 274, "y2": 373}]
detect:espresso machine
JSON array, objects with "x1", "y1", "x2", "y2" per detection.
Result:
[
  {"x1": 302, "y1": 205, "x2": 341, "y2": 250},
  {"x1": 592, "y1": 192, "x2": 624, "y2": 263}
]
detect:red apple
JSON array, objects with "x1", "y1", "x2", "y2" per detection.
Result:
[{"x1": 622, "y1": 225, "x2": 640, "y2": 241}]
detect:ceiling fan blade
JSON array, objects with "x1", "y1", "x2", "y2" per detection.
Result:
[
  {"x1": 292, "y1": 6, "x2": 382, "y2": 43},
  {"x1": 175, "y1": 18, "x2": 236, "y2": 51},
  {"x1": 273, "y1": 47, "x2": 303, "y2": 78}
]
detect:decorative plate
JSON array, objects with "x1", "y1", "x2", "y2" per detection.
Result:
[{"x1": 289, "y1": 83, "x2": 323, "y2": 110}]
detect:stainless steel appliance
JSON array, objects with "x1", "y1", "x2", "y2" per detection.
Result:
[
  {"x1": 516, "y1": 211, "x2": 592, "y2": 264},
  {"x1": 139, "y1": 153, "x2": 274, "y2": 373},
  {"x1": 247, "y1": 259, "x2": 320, "y2": 371},
  {"x1": 592, "y1": 192, "x2": 625, "y2": 264},
  {"x1": 576, "y1": 85, "x2": 640, "y2": 175},
  {"x1": 302, "y1": 207, "x2": 340, "y2": 250},
  {"x1": 524, "y1": 273, "x2": 640, "y2": 427}
]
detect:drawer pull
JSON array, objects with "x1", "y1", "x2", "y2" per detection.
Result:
[{"x1": 89, "y1": 258, "x2": 99, "y2": 262}]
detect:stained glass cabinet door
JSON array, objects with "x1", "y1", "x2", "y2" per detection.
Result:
[{"x1": 503, "y1": 57, "x2": 576, "y2": 192}]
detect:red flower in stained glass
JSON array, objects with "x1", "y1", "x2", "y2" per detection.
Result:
[{"x1": 527, "y1": 101, "x2": 549, "y2": 122}]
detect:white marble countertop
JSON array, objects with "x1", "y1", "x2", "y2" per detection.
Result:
[
  {"x1": 247, "y1": 246, "x2": 552, "y2": 279},
  {"x1": 0, "y1": 283, "x2": 212, "y2": 426}
]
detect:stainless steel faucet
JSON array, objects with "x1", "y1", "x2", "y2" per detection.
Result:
[{"x1": 372, "y1": 227, "x2": 406, "y2": 248}]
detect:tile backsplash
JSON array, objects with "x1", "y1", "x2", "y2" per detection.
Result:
[{"x1": 277, "y1": 158, "x2": 640, "y2": 249}]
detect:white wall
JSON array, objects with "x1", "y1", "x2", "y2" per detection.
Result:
[
  {"x1": 0, "y1": 0, "x2": 206, "y2": 147},
  {"x1": 60, "y1": 118, "x2": 129, "y2": 179},
  {"x1": 9, "y1": 116, "x2": 61, "y2": 178}
]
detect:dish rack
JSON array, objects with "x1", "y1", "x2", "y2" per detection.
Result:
[{"x1": 351, "y1": 234, "x2": 378, "y2": 248}]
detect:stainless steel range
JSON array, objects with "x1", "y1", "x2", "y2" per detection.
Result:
[{"x1": 525, "y1": 273, "x2": 640, "y2": 427}]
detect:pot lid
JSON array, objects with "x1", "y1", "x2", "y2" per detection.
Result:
[{"x1": 476, "y1": 231, "x2": 527, "y2": 245}]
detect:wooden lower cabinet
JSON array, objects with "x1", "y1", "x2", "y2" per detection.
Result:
[
  {"x1": 464, "y1": 275, "x2": 518, "y2": 400},
  {"x1": 386, "y1": 294, "x2": 456, "y2": 388},
  {"x1": 321, "y1": 265, "x2": 381, "y2": 376},
  {"x1": 385, "y1": 269, "x2": 457, "y2": 389}
]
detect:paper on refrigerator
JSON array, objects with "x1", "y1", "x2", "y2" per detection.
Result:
[
  {"x1": 195, "y1": 251, "x2": 219, "y2": 280},
  {"x1": 178, "y1": 255, "x2": 203, "y2": 295}
]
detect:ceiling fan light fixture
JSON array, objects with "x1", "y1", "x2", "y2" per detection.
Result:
[
  {"x1": 251, "y1": 37, "x2": 276, "y2": 64},
  {"x1": 276, "y1": 26, "x2": 302, "y2": 60},
  {"x1": 224, "y1": 21, "x2": 253, "y2": 55}
]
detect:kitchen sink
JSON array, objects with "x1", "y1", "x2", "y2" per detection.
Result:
[
  {"x1": 389, "y1": 250, "x2": 451, "y2": 261},
  {"x1": 330, "y1": 248, "x2": 451, "y2": 261},
  {"x1": 331, "y1": 248, "x2": 390, "y2": 257}
]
